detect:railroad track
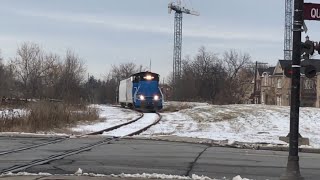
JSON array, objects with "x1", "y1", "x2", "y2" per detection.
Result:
[
  {"x1": 0, "y1": 112, "x2": 162, "y2": 174},
  {"x1": 87, "y1": 112, "x2": 144, "y2": 135}
]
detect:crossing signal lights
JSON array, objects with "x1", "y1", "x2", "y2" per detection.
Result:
[
  {"x1": 284, "y1": 64, "x2": 317, "y2": 78},
  {"x1": 284, "y1": 66, "x2": 293, "y2": 78},
  {"x1": 305, "y1": 65, "x2": 317, "y2": 78}
]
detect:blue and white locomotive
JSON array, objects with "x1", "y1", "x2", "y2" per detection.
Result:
[{"x1": 118, "y1": 71, "x2": 163, "y2": 111}]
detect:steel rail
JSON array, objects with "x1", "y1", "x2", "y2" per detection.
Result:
[{"x1": 0, "y1": 112, "x2": 162, "y2": 174}]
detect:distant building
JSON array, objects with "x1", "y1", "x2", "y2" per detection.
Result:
[{"x1": 249, "y1": 59, "x2": 320, "y2": 107}]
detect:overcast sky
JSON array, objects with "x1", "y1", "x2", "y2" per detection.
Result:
[{"x1": 1, "y1": 0, "x2": 320, "y2": 79}]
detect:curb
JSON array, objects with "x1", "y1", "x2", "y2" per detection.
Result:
[{"x1": 123, "y1": 136, "x2": 320, "y2": 154}]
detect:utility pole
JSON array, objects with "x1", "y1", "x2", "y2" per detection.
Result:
[
  {"x1": 253, "y1": 61, "x2": 258, "y2": 104},
  {"x1": 280, "y1": 0, "x2": 304, "y2": 179},
  {"x1": 149, "y1": 59, "x2": 152, "y2": 72}
]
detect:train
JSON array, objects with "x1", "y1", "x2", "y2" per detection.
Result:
[{"x1": 118, "y1": 71, "x2": 163, "y2": 112}]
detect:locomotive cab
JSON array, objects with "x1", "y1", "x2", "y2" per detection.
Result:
[{"x1": 132, "y1": 72, "x2": 163, "y2": 111}]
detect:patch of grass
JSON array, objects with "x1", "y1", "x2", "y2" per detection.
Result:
[
  {"x1": 0, "y1": 101, "x2": 99, "y2": 133},
  {"x1": 161, "y1": 102, "x2": 193, "y2": 112}
]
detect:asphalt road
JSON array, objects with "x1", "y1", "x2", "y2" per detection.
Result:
[{"x1": 0, "y1": 135, "x2": 320, "y2": 180}]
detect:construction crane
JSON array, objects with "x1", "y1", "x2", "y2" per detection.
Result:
[
  {"x1": 284, "y1": 0, "x2": 293, "y2": 60},
  {"x1": 168, "y1": 0, "x2": 199, "y2": 85}
]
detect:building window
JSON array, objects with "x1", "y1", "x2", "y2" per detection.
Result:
[
  {"x1": 304, "y1": 79, "x2": 314, "y2": 90},
  {"x1": 263, "y1": 73, "x2": 268, "y2": 86},
  {"x1": 277, "y1": 95, "x2": 282, "y2": 106},
  {"x1": 265, "y1": 76, "x2": 268, "y2": 86},
  {"x1": 261, "y1": 92, "x2": 265, "y2": 104},
  {"x1": 277, "y1": 79, "x2": 282, "y2": 88}
]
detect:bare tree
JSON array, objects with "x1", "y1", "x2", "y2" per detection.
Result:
[
  {"x1": 10, "y1": 42, "x2": 48, "y2": 98},
  {"x1": 56, "y1": 50, "x2": 86, "y2": 102},
  {"x1": 173, "y1": 47, "x2": 226, "y2": 102},
  {"x1": 42, "y1": 53, "x2": 62, "y2": 98},
  {"x1": 223, "y1": 49, "x2": 252, "y2": 103},
  {"x1": 110, "y1": 62, "x2": 143, "y2": 82}
]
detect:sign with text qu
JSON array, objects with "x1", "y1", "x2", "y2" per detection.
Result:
[{"x1": 304, "y1": 3, "x2": 320, "y2": 20}]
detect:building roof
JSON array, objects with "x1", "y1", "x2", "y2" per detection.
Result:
[
  {"x1": 257, "y1": 66, "x2": 275, "y2": 76},
  {"x1": 279, "y1": 60, "x2": 291, "y2": 69},
  {"x1": 278, "y1": 59, "x2": 320, "y2": 74}
]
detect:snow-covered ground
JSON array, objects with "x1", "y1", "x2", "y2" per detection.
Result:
[
  {"x1": 71, "y1": 105, "x2": 140, "y2": 134},
  {"x1": 70, "y1": 103, "x2": 320, "y2": 148},
  {"x1": 102, "y1": 113, "x2": 159, "y2": 137},
  {"x1": 141, "y1": 103, "x2": 320, "y2": 148},
  {"x1": 1, "y1": 171, "x2": 251, "y2": 180},
  {"x1": 0, "y1": 108, "x2": 28, "y2": 119}
]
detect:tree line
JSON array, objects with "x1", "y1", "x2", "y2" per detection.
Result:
[
  {"x1": 172, "y1": 46, "x2": 254, "y2": 104},
  {"x1": 0, "y1": 42, "x2": 254, "y2": 105}
]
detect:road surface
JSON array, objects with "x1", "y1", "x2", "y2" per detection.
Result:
[{"x1": 0, "y1": 135, "x2": 319, "y2": 180}]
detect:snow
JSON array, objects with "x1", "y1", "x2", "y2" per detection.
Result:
[
  {"x1": 1, "y1": 172, "x2": 52, "y2": 176},
  {"x1": 74, "y1": 168, "x2": 83, "y2": 175},
  {"x1": 0, "y1": 108, "x2": 28, "y2": 119},
  {"x1": 0, "y1": 132, "x2": 69, "y2": 137},
  {"x1": 0, "y1": 171, "x2": 251, "y2": 180},
  {"x1": 111, "y1": 173, "x2": 251, "y2": 180},
  {"x1": 4, "y1": 102, "x2": 320, "y2": 149},
  {"x1": 141, "y1": 104, "x2": 320, "y2": 148},
  {"x1": 103, "y1": 113, "x2": 159, "y2": 137},
  {"x1": 71, "y1": 105, "x2": 140, "y2": 133}
]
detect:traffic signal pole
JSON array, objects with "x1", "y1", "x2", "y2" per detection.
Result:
[{"x1": 281, "y1": 0, "x2": 304, "y2": 179}]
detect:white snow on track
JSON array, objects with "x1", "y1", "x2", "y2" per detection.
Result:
[
  {"x1": 71, "y1": 105, "x2": 140, "y2": 133},
  {"x1": 102, "y1": 113, "x2": 159, "y2": 137}
]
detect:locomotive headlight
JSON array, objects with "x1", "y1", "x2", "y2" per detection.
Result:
[
  {"x1": 153, "y1": 95, "x2": 159, "y2": 101},
  {"x1": 144, "y1": 75, "x2": 154, "y2": 80},
  {"x1": 139, "y1": 95, "x2": 145, "y2": 100}
]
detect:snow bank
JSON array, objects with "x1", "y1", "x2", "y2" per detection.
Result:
[
  {"x1": 1, "y1": 172, "x2": 52, "y2": 176},
  {"x1": 111, "y1": 173, "x2": 250, "y2": 180},
  {"x1": 0, "y1": 108, "x2": 28, "y2": 119},
  {"x1": 142, "y1": 104, "x2": 320, "y2": 148},
  {"x1": 1, "y1": 171, "x2": 251, "y2": 180}
]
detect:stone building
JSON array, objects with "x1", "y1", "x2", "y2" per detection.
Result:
[{"x1": 250, "y1": 59, "x2": 320, "y2": 107}]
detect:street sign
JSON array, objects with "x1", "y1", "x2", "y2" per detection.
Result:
[{"x1": 304, "y1": 3, "x2": 320, "y2": 20}]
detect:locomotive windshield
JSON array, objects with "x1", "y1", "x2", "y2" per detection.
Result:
[{"x1": 132, "y1": 72, "x2": 159, "y2": 83}]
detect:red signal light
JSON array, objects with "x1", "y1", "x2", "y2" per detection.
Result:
[{"x1": 284, "y1": 66, "x2": 293, "y2": 78}]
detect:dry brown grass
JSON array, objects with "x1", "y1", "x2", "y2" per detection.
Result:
[
  {"x1": 161, "y1": 102, "x2": 192, "y2": 112},
  {"x1": 0, "y1": 101, "x2": 99, "y2": 132}
]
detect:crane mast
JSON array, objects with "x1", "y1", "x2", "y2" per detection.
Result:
[
  {"x1": 284, "y1": 0, "x2": 293, "y2": 60},
  {"x1": 168, "y1": 0, "x2": 199, "y2": 86}
]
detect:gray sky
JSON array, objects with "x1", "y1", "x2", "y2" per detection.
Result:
[{"x1": 1, "y1": 0, "x2": 320, "y2": 79}]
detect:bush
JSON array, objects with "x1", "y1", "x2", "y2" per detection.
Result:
[{"x1": 0, "y1": 101, "x2": 99, "y2": 132}]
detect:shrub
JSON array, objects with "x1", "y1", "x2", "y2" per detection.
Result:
[{"x1": 0, "y1": 101, "x2": 99, "y2": 132}]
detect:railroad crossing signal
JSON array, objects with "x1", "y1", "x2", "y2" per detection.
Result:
[
  {"x1": 284, "y1": 64, "x2": 317, "y2": 78},
  {"x1": 284, "y1": 66, "x2": 293, "y2": 78},
  {"x1": 305, "y1": 65, "x2": 317, "y2": 78}
]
